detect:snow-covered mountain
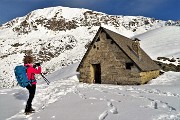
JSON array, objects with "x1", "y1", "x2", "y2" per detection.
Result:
[
  {"x1": 0, "y1": 6, "x2": 179, "y2": 88},
  {"x1": 134, "y1": 26, "x2": 180, "y2": 72},
  {"x1": 1, "y1": 6, "x2": 180, "y2": 120},
  {"x1": 135, "y1": 26, "x2": 180, "y2": 59}
]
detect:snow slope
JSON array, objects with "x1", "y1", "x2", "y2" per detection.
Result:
[
  {"x1": 0, "y1": 63, "x2": 180, "y2": 120},
  {"x1": 0, "y1": 6, "x2": 180, "y2": 120},
  {"x1": 0, "y1": 6, "x2": 169, "y2": 88},
  {"x1": 1, "y1": 25, "x2": 180, "y2": 119},
  {"x1": 135, "y1": 26, "x2": 180, "y2": 59}
]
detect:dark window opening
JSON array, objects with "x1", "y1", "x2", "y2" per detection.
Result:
[
  {"x1": 106, "y1": 34, "x2": 111, "y2": 39},
  {"x1": 96, "y1": 38, "x2": 100, "y2": 42},
  {"x1": 93, "y1": 45, "x2": 96, "y2": 48},
  {"x1": 126, "y1": 63, "x2": 134, "y2": 69},
  {"x1": 111, "y1": 40, "x2": 114, "y2": 44},
  {"x1": 97, "y1": 47, "x2": 99, "y2": 50}
]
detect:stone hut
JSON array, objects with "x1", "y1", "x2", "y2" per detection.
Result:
[{"x1": 76, "y1": 27, "x2": 160, "y2": 85}]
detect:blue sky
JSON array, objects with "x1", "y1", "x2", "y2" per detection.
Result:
[{"x1": 0, "y1": 0, "x2": 180, "y2": 25}]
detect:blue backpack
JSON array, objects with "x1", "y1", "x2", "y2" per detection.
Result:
[{"x1": 14, "y1": 65, "x2": 34, "y2": 88}]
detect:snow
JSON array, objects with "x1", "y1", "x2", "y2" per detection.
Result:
[
  {"x1": 0, "y1": 26, "x2": 95, "y2": 88},
  {"x1": 135, "y1": 26, "x2": 180, "y2": 59},
  {"x1": 29, "y1": 6, "x2": 90, "y2": 20},
  {"x1": 0, "y1": 6, "x2": 167, "y2": 88},
  {"x1": 0, "y1": 6, "x2": 180, "y2": 120},
  {"x1": 1, "y1": 63, "x2": 180, "y2": 120}
]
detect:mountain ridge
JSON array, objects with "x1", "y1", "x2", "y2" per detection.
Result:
[{"x1": 0, "y1": 6, "x2": 179, "y2": 88}]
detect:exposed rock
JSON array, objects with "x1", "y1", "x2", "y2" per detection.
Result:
[{"x1": 154, "y1": 60, "x2": 180, "y2": 72}]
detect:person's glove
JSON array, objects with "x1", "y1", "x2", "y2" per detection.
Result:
[{"x1": 35, "y1": 63, "x2": 41, "y2": 66}]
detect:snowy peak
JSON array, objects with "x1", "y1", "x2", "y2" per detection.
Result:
[
  {"x1": 28, "y1": 6, "x2": 92, "y2": 20},
  {"x1": 0, "y1": 6, "x2": 179, "y2": 88},
  {"x1": 1, "y1": 6, "x2": 169, "y2": 36}
]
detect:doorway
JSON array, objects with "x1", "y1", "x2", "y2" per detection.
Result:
[{"x1": 92, "y1": 64, "x2": 101, "y2": 84}]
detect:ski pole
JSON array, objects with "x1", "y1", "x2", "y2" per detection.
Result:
[
  {"x1": 41, "y1": 74, "x2": 50, "y2": 85},
  {"x1": 41, "y1": 73, "x2": 50, "y2": 85}
]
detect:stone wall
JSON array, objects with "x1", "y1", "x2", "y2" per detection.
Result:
[
  {"x1": 140, "y1": 70, "x2": 160, "y2": 84},
  {"x1": 79, "y1": 31, "x2": 143, "y2": 85}
]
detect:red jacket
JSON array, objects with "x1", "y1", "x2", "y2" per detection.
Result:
[{"x1": 24, "y1": 64, "x2": 42, "y2": 85}]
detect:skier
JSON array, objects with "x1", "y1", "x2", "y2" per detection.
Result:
[{"x1": 23, "y1": 55, "x2": 41, "y2": 114}]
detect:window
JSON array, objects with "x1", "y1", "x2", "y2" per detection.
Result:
[
  {"x1": 111, "y1": 40, "x2": 114, "y2": 44},
  {"x1": 126, "y1": 63, "x2": 133, "y2": 69},
  {"x1": 106, "y1": 34, "x2": 111, "y2": 39},
  {"x1": 96, "y1": 38, "x2": 100, "y2": 42}
]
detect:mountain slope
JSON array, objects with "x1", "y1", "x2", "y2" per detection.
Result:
[
  {"x1": 135, "y1": 26, "x2": 180, "y2": 59},
  {"x1": 0, "y1": 6, "x2": 178, "y2": 88}
]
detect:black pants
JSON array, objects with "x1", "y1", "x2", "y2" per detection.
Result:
[{"x1": 26, "y1": 84, "x2": 36, "y2": 111}]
